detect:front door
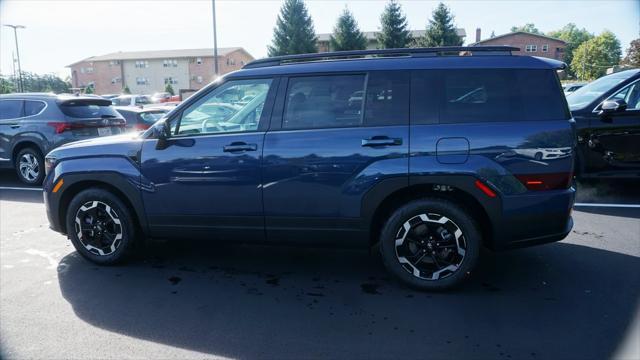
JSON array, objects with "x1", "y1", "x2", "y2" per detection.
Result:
[
  {"x1": 140, "y1": 77, "x2": 278, "y2": 240},
  {"x1": 587, "y1": 79, "x2": 640, "y2": 174}
]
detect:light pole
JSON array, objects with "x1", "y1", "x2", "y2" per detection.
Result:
[
  {"x1": 211, "y1": 0, "x2": 219, "y2": 76},
  {"x1": 4, "y1": 24, "x2": 25, "y2": 92}
]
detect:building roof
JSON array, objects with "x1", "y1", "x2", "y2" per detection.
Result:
[
  {"x1": 471, "y1": 31, "x2": 567, "y2": 46},
  {"x1": 317, "y1": 29, "x2": 466, "y2": 42},
  {"x1": 67, "y1": 47, "x2": 246, "y2": 67}
]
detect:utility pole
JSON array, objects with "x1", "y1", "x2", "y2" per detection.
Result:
[
  {"x1": 4, "y1": 24, "x2": 25, "y2": 92},
  {"x1": 12, "y1": 52, "x2": 17, "y2": 90},
  {"x1": 212, "y1": 0, "x2": 219, "y2": 76}
]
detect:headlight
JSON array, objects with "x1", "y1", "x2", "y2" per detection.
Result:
[{"x1": 44, "y1": 157, "x2": 57, "y2": 175}]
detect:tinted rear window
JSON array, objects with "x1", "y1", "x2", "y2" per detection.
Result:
[
  {"x1": 413, "y1": 69, "x2": 568, "y2": 124},
  {"x1": 24, "y1": 100, "x2": 46, "y2": 116},
  {"x1": 59, "y1": 101, "x2": 121, "y2": 119},
  {"x1": 364, "y1": 71, "x2": 410, "y2": 126}
]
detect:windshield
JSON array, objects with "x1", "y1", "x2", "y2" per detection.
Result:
[{"x1": 567, "y1": 75, "x2": 630, "y2": 110}]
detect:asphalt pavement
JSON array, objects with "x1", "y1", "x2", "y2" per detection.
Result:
[{"x1": 0, "y1": 169, "x2": 639, "y2": 359}]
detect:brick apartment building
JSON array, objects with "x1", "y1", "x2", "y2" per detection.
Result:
[
  {"x1": 471, "y1": 29, "x2": 566, "y2": 60},
  {"x1": 316, "y1": 29, "x2": 467, "y2": 52},
  {"x1": 68, "y1": 48, "x2": 254, "y2": 95}
]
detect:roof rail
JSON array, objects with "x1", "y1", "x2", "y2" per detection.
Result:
[{"x1": 243, "y1": 46, "x2": 519, "y2": 69}]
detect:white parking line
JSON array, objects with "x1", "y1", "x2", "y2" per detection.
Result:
[
  {"x1": 574, "y1": 203, "x2": 640, "y2": 208},
  {"x1": 0, "y1": 186, "x2": 42, "y2": 191}
]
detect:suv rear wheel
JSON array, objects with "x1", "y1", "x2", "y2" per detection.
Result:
[
  {"x1": 379, "y1": 198, "x2": 480, "y2": 290},
  {"x1": 15, "y1": 147, "x2": 44, "y2": 185},
  {"x1": 66, "y1": 188, "x2": 136, "y2": 265}
]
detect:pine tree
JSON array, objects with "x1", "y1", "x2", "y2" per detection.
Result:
[
  {"x1": 268, "y1": 0, "x2": 317, "y2": 56},
  {"x1": 415, "y1": 3, "x2": 463, "y2": 47},
  {"x1": 84, "y1": 85, "x2": 94, "y2": 94},
  {"x1": 123, "y1": 85, "x2": 131, "y2": 94},
  {"x1": 330, "y1": 8, "x2": 367, "y2": 51},
  {"x1": 165, "y1": 83, "x2": 175, "y2": 95},
  {"x1": 376, "y1": 0, "x2": 411, "y2": 49}
]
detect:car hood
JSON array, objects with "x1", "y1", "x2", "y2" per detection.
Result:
[{"x1": 48, "y1": 133, "x2": 144, "y2": 160}]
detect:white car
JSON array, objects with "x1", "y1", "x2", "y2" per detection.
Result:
[{"x1": 111, "y1": 95, "x2": 152, "y2": 107}]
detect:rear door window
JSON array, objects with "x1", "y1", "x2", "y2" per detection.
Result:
[
  {"x1": 0, "y1": 100, "x2": 24, "y2": 119},
  {"x1": 283, "y1": 75, "x2": 365, "y2": 129},
  {"x1": 364, "y1": 71, "x2": 410, "y2": 126}
]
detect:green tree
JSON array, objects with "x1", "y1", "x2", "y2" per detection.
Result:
[
  {"x1": 376, "y1": 0, "x2": 411, "y2": 49},
  {"x1": 571, "y1": 30, "x2": 622, "y2": 80},
  {"x1": 0, "y1": 77, "x2": 15, "y2": 94},
  {"x1": 165, "y1": 83, "x2": 175, "y2": 95},
  {"x1": 622, "y1": 38, "x2": 640, "y2": 67},
  {"x1": 547, "y1": 23, "x2": 594, "y2": 77},
  {"x1": 84, "y1": 84, "x2": 94, "y2": 94},
  {"x1": 510, "y1": 23, "x2": 541, "y2": 34},
  {"x1": 12, "y1": 72, "x2": 71, "y2": 93},
  {"x1": 414, "y1": 2, "x2": 463, "y2": 47},
  {"x1": 330, "y1": 8, "x2": 367, "y2": 51},
  {"x1": 123, "y1": 85, "x2": 131, "y2": 94},
  {"x1": 268, "y1": 0, "x2": 317, "y2": 56}
]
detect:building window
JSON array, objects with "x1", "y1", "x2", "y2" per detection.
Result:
[
  {"x1": 111, "y1": 77, "x2": 121, "y2": 84},
  {"x1": 226, "y1": 58, "x2": 236, "y2": 66},
  {"x1": 164, "y1": 59, "x2": 178, "y2": 67},
  {"x1": 542, "y1": 44, "x2": 549, "y2": 52},
  {"x1": 525, "y1": 44, "x2": 537, "y2": 52},
  {"x1": 109, "y1": 60, "x2": 120, "y2": 66},
  {"x1": 196, "y1": 57, "x2": 203, "y2": 65},
  {"x1": 80, "y1": 67, "x2": 85, "y2": 74},
  {"x1": 164, "y1": 77, "x2": 178, "y2": 85},
  {"x1": 85, "y1": 67, "x2": 94, "y2": 74},
  {"x1": 196, "y1": 76, "x2": 203, "y2": 84},
  {"x1": 135, "y1": 60, "x2": 149, "y2": 68},
  {"x1": 136, "y1": 77, "x2": 149, "y2": 85}
]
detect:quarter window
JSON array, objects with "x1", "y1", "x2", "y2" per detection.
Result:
[
  {"x1": 0, "y1": 100, "x2": 24, "y2": 119},
  {"x1": 283, "y1": 75, "x2": 365, "y2": 129},
  {"x1": 175, "y1": 78, "x2": 273, "y2": 136},
  {"x1": 24, "y1": 101, "x2": 46, "y2": 116}
]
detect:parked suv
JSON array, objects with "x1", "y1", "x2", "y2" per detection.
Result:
[
  {"x1": 0, "y1": 94, "x2": 126, "y2": 185},
  {"x1": 43, "y1": 47, "x2": 575, "y2": 290},
  {"x1": 567, "y1": 69, "x2": 640, "y2": 178}
]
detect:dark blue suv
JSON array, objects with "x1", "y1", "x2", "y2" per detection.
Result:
[{"x1": 43, "y1": 47, "x2": 575, "y2": 290}]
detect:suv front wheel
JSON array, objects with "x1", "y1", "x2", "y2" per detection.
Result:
[
  {"x1": 379, "y1": 198, "x2": 481, "y2": 290},
  {"x1": 15, "y1": 147, "x2": 44, "y2": 185},
  {"x1": 66, "y1": 188, "x2": 136, "y2": 265}
]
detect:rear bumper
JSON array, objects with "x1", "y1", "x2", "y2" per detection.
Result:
[{"x1": 490, "y1": 186, "x2": 575, "y2": 250}]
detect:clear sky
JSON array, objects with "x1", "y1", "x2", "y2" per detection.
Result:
[{"x1": 1, "y1": 0, "x2": 638, "y2": 78}]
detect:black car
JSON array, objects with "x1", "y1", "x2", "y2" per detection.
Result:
[
  {"x1": 0, "y1": 93, "x2": 126, "y2": 185},
  {"x1": 567, "y1": 69, "x2": 640, "y2": 178},
  {"x1": 43, "y1": 47, "x2": 575, "y2": 290},
  {"x1": 114, "y1": 106, "x2": 170, "y2": 131}
]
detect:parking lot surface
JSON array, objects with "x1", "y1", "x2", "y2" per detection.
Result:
[{"x1": 1, "y1": 169, "x2": 639, "y2": 359}]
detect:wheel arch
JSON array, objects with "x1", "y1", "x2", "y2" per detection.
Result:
[
  {"x1": 11, "y1": 140, "x2": 44, "y2": 163},
  {"x1": 57, "y1": 176, "x2": 148, "y2": 237},
  {"x1": 364, "y1": 176, "x2": 499, "y2": 250}
]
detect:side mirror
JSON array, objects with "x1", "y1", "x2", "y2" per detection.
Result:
[
  {"x1": 600, "y1": 99, "x2": 627, "y2": 115},
  {"x1": 155, "y1": 120, "x2": 172, "y2": 150}
]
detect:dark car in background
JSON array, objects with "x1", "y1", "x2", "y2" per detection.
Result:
[
  {"x1": 114, "y1": 106, "x2": 169, "y2": 131},
  {"x1": 567, "y1": 69, "x2": 640, "y2": 178},
  {"x1": 43, "y1": 47, "x2": 575, "y2": 290},
  {"x1": 0, "y1": 93, "x2": 126, "y2": 185}
]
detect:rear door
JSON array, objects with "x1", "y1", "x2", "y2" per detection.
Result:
[{"x1": 262, "y1": 71, "x2": 410, "y2": 245}]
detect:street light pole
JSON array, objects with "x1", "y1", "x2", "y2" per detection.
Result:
[
  {"x1": 4, "y1": 24, "x2": 25, "y2": 92},
  {"x1": 212, "y1": 0, "x2": 219, "y2": 77}
]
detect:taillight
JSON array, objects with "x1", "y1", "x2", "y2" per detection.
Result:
[
  {"x1": 134, "y1": 123, "x2": 150, "y2": 131},
  {"x1": 47, "y1": 121, "x2": 88, "y2": 134},
  {"x1": 515, "y1": 172, "x2": 573, "y2": 191}
]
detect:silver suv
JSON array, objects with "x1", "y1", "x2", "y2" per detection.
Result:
[{"x1": 0, "y1": 93, "x2": 126, "y2": 185}]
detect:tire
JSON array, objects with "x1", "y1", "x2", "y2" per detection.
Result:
[
  {"x1": 66, "y1": 188, "x2": 136, "y2": 265},
  {"x1": 534, "y1": 152, "x2": 543, "y2": 161},
  {"x1": 379, "y1": 198, "x2": 481, "y2": 291},
  {"x1": 15, "y1": 147, "x2": 44, "y2": 185}
]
